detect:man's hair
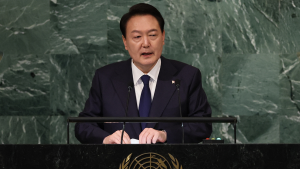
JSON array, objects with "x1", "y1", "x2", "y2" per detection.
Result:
[{"x1": 120, "y1": 3, "x2": 165, "y2": 38}]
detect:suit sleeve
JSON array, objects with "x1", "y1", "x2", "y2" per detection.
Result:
[
  {"x1": 165, "y1": 69, "x2": 212, "y2": 143},
  {"x1": 75, "y1": 70, "x2": 110, "y2": 144}
]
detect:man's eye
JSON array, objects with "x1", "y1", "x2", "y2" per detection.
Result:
[
  {"x1": 150, "y1": 34, "x2": 156, "y2": 36},
  {"x1": 134, "y1": 36, "x2": 141, "y2": 38}
]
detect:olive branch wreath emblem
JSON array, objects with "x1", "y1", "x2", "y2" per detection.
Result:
[
  {"x1": 119, "y1": 153, "x2": 183, "y2": 169},
  {"x1": 119, "y1": 153, "x2": 132, "y2": 169},
  {"x1": 168, "y1": 153, "x2": 183, "y2": 169}
]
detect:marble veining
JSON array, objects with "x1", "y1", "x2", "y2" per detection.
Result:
[{"x1": 0, "y1": 0, "x2": 299, "y2": 144}]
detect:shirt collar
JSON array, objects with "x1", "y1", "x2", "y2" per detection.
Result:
[{"x1": 132, "y1": 58, "x2": 161, "y2": 85}]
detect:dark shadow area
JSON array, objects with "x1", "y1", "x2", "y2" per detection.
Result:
[{"x1": 0, "y1": 51, "x2": 3, "y2": 62}]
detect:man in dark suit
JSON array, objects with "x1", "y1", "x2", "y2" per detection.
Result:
[{"x1": 75, "y1": 3, "x2": 212, "y2": 144}]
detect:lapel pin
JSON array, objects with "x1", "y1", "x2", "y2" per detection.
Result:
[{"x1": 172, "y1": 80, "x2": 175, "y2": 84}]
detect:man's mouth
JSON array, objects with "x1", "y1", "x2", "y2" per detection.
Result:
[{"x1": 141, "y1": 52, "x2": 153, "y2": 57}]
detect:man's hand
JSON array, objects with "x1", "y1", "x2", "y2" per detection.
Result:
[
  {"x1": 139, "y1": 128, "x2": 167, "y2": 144},
  {"x1": 103, "y1": 130, "x2": 131, "y2": 144}
]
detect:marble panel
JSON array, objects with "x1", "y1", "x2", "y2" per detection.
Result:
[
  {"x1": 211, "y1": 114, "x2": 280, "y2": 143},
  {"x1": 109, "y1": 0, "x2": 166, "y2": 21},
  {"x1": 0, "y1": 54, "x2": 50, "y2": 116},
  {"x1": 50, "y1": 53, "x2": 106, "y2": 116},
  {"x1": 237, "y1": 114, "x2": 280, "y2": 143},
  {"x1": 0, "y1": 116, "x2": 50, "y2": 144},
  {"x1": 220, "y1": 54, "x2": 280, "y2": 116},
  {"x1": 0, "y1": 0, "x2": 50, "y2": 54},
  {"x1": 221, "y1": 0, "x2": 280, "y2": 54},
  {"x1": 164, "y1": 53, "x2": 222, "y2": 116},
  {"x1": 279, "y1": 53, "x2": 300, "y2": 115},
  {"x1": 49, "y1": 0, "x2": 108, "y2": 54},
  {"x1": 107, "y1": 2, "x2": 134, "y2": 64},
  {"x1": 1, "y1": 0, "x2": 298, "y2": 145},
  {"x1": 279, "y1": 0, "x2": 300, "y2": 53},
  {"x1": 164, "y1": 0, "x2": 222, "y2": 55},
  {"x1": 50, "y1": 116, "x2": 79, "y2": 144},
  {"x1": 280, "y1": 115, "x2": 300, "y2": 143}
]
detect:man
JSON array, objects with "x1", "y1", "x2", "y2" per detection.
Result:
[{"x1": 75, "y1": 3, "x2": 212, "y2": 144}]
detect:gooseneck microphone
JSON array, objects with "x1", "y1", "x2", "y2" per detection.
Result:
[
  {"x1": 174, "y1": 80, "x2": 184, "y2": 144},
  {"x1": 121, "y1": 82, "x2": 134, "y2": 144}
]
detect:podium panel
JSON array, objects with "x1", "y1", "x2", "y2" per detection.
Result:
[{"x1": 0, "y1": 144, "x2": 299, "y2": 168}]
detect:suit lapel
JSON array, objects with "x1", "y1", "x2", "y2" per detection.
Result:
[
  {"x1": 111, "y1": 59, "x2": 142, "y2": 135},
  {"x1": 147, "y1": 57, "x2": 178, "y2": 129}
]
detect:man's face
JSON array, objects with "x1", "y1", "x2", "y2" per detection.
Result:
[{"x1": 122, "y1": 14, "x2": 165, "y2": 73}]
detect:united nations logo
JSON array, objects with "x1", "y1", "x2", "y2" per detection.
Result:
[{"x1": 119, "y1": 152, "x2": 183, "y2": 169}]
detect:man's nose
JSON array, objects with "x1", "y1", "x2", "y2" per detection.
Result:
[{"x1": 142, "y1": 37, "x2": 150, "y2": 48}]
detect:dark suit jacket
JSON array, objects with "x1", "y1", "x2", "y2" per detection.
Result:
[{"x1": 75, "y1": 56, "x2": 212, "y2": 143}]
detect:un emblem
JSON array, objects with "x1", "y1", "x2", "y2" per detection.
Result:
[{"x1": 119, "y1": 152, "x2": 183, "y2": 169}]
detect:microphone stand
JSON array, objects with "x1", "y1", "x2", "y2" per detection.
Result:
[
  {"x1": 121, "y1": 84, "x2": 133, "y2": 144},
  {"x1": 175, "y1": 80, "x2": 184, "y2": 144}
]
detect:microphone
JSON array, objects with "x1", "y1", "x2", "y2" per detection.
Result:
[
  {"x1": 174, "y1": 80, "x2": 184, "y2": 143},
  {"x1": 121, "y1": 82, "x2": 134, "y2": 144}
]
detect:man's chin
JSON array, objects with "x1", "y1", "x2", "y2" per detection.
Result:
[{"x1": 142, "y1": 58, "x2": 159, "y2": 65}]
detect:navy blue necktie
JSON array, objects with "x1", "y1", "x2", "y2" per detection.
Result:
[{"x1": 139, "y1": 75, "x2": 151, "y2": 130}]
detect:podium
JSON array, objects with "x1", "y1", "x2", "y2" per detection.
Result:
[{"x1": 0, "y1": 144, "x2": 299, "y2": 168}]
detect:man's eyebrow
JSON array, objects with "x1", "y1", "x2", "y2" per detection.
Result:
[
  {"x1": 148, "y1": 29, "x2": 158, "y2": 33},
  {"x1": 130, "y1": 29, "x2": 158, "y2": 34},
  {"x1": 131, "y1": 30, "x2": 141, "y2": 34}
]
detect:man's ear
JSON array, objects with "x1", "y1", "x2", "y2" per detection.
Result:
[
  {"x1": 162, "y1": 30, "x2": 165, "y2": 45},
  {"x1": 122, "y1": 35, "x2": 128, "y2": 50}
]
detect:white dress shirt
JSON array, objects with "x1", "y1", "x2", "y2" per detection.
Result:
[{"x1": 131, "y1": 58, "x2": 161, "y2": 110}]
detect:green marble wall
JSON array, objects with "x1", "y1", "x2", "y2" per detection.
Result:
[{"x1": 0, "y1": 0, "x2": 299, "y2": 144}]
